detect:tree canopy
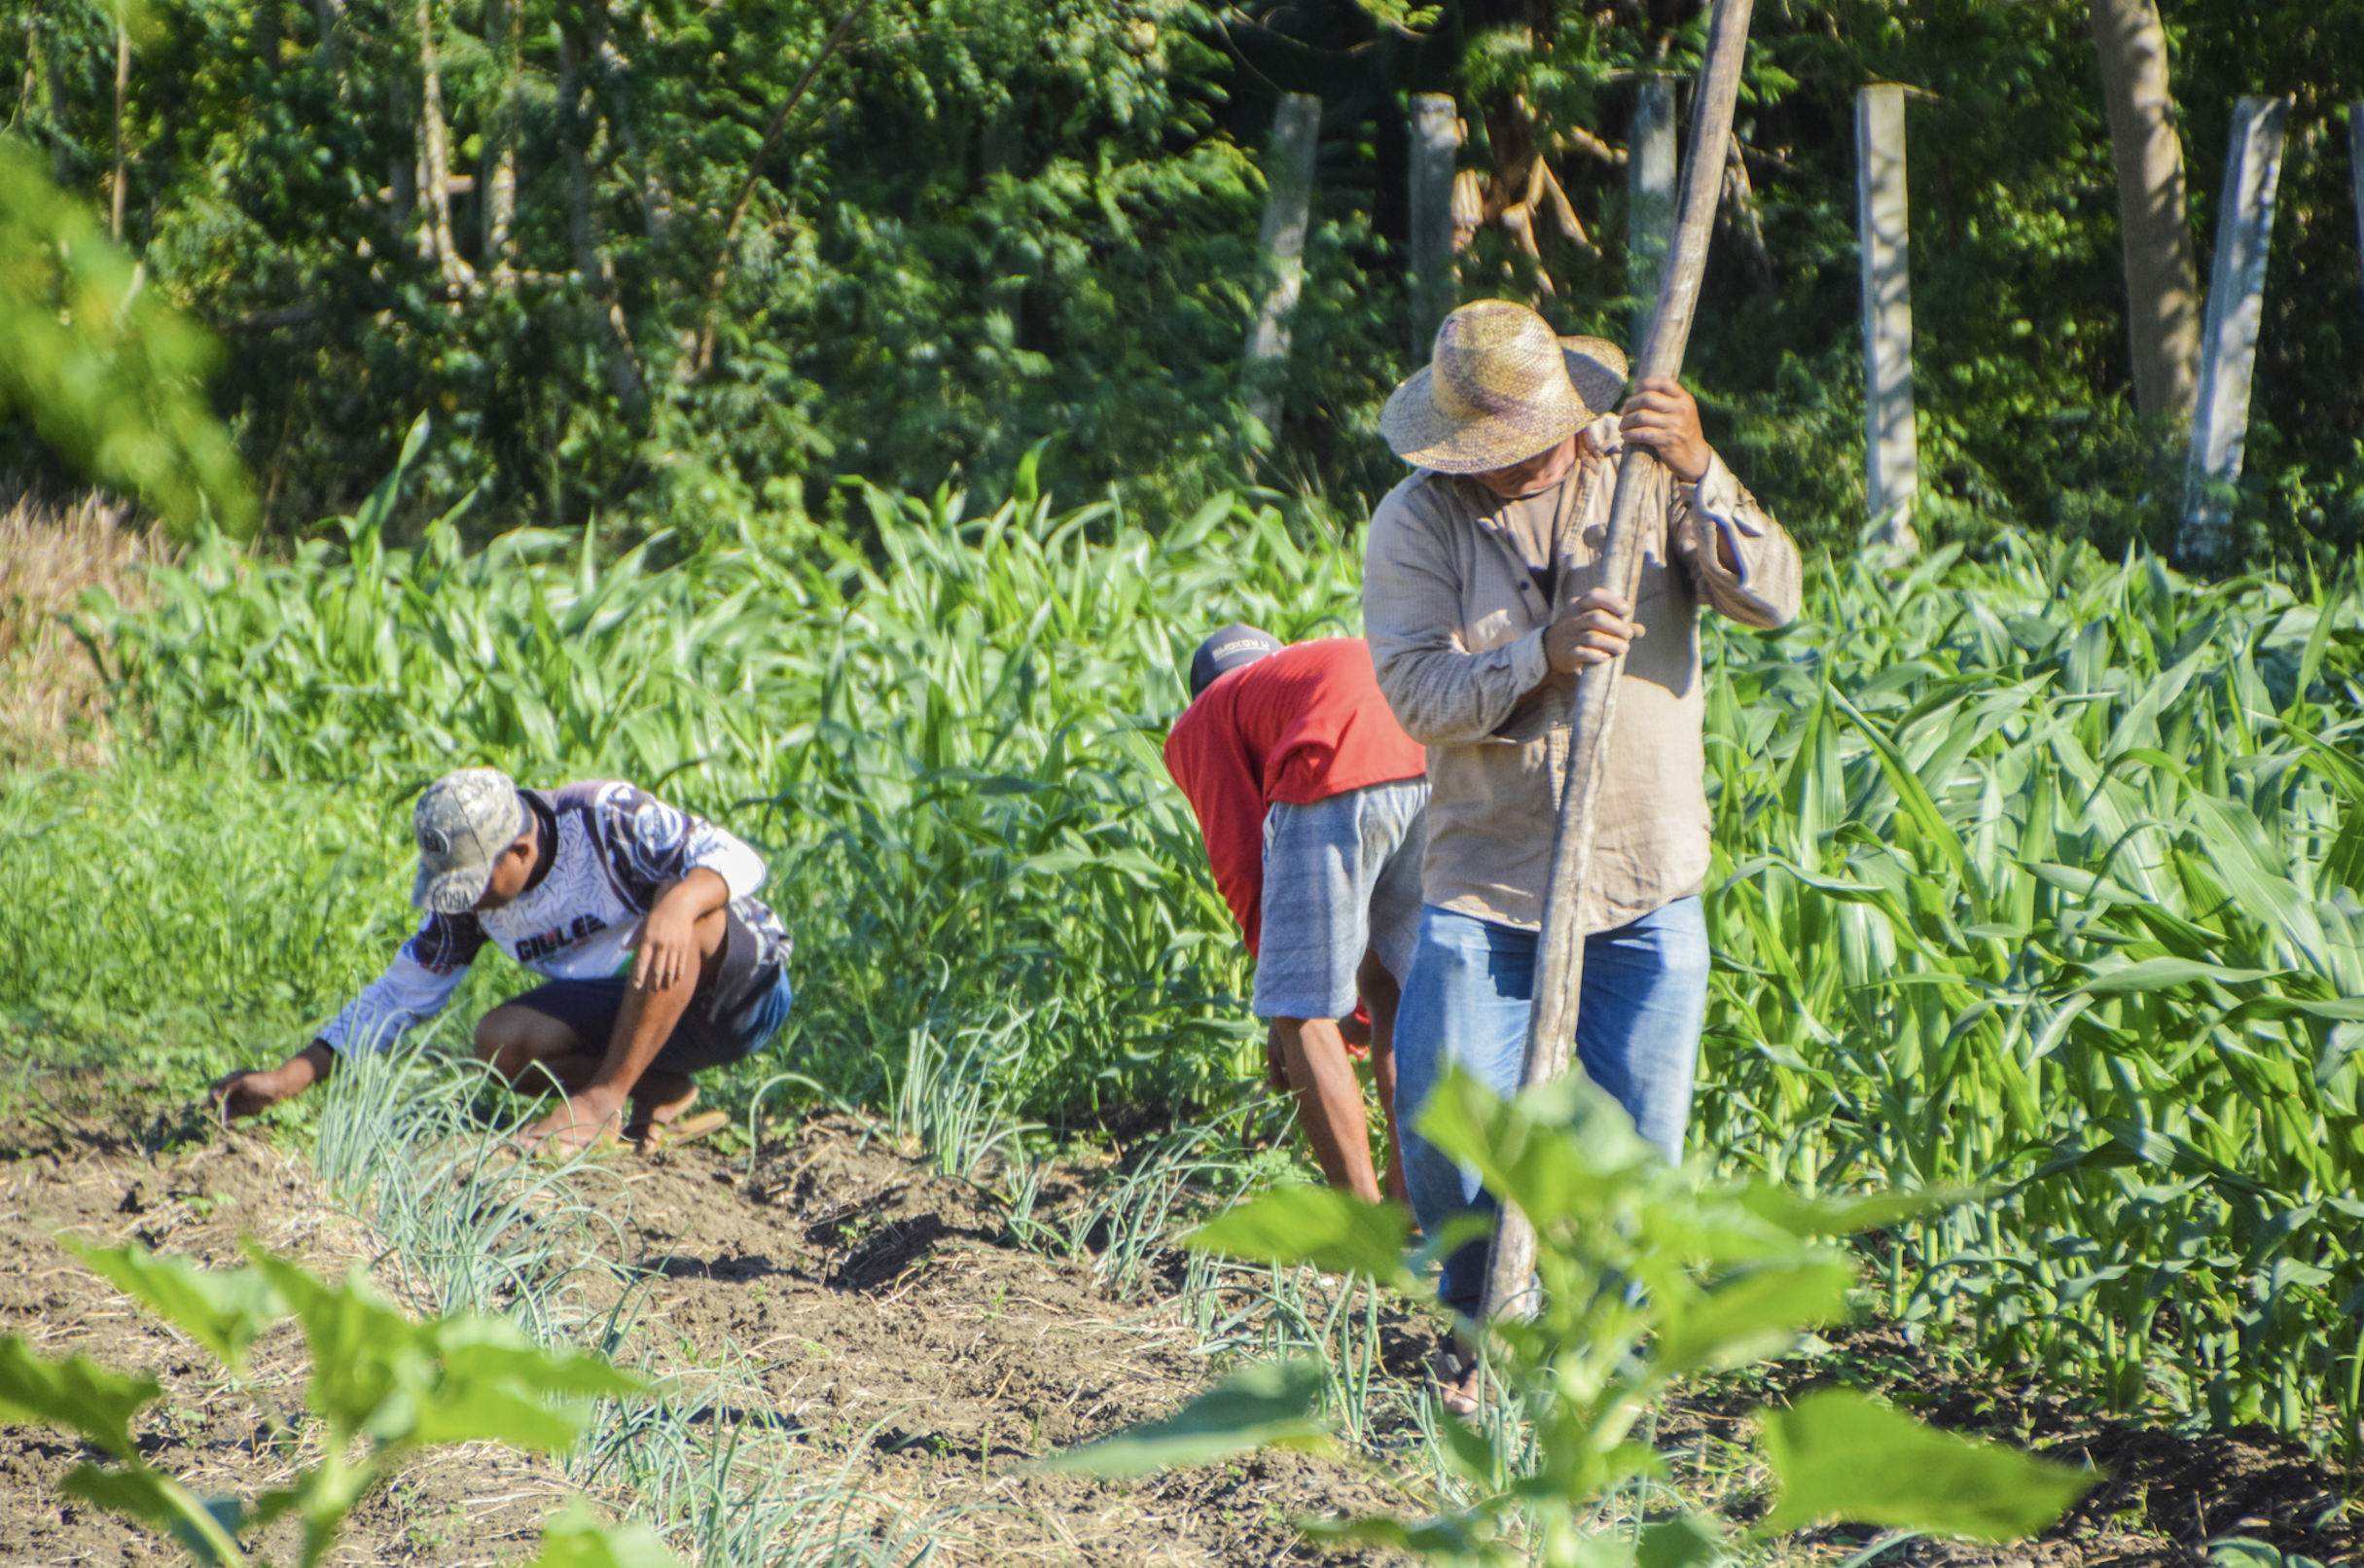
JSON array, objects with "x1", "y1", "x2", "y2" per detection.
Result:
[{"x1": 4, "y1": 0, "x2": 2360, "y2": 559}]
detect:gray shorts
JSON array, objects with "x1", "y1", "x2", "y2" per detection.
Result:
[{"x1": 1251, "y1": 779, "x2": 1428, "y2": 1021}]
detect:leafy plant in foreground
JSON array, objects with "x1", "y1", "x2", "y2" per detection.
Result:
[
  {"x1": 1051, "y1": 1070, "x2": 2095, "y2": 1565},
  {"x1": 0, "y1": 1240, "x2": 669, "y2": 1566}
]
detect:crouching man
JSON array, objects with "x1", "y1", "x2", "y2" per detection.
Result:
[
  {"x1": 212, "y1": 768, "x2": 795, "y2": 1154},
  {"x1": 1164, "y1": 626, "x2": 1428, "y2": 1205}
]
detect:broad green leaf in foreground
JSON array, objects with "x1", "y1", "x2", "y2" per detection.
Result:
[
  {"x1": 61, "y1": 1467, "x2": 247, "y2": 1567},
  {"x1": 1037, "y1": 1359, "x2": 1332, "y2": 1479},
  {"x1": 67, "y1": 1239, "x2": 289, "y2": 1376},
  {"x1": 532, "y1": 1498, "x2": 686, "y2": 1568},
  {"x1": 0, "y1": 1335, "x2": 160, "y2": 1459},
  {"x1": 1756, "y1": 1389, "x2": 2094, "y2": 1541},
  {"x1": 1188, "y1": 1188, "x2": 1412, "y2": 1282}
]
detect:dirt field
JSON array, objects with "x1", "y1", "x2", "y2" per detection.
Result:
[{"x1": 0, "y1": 1080, "x2": 2353, "y2": 1567}]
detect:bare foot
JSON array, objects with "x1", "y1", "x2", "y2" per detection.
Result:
[
  {"x1": 1428, "y1": 1342, "x2": 1484, "y2": 1419},
  {"x1": 624, "y1": 1075, "x2": 697, "y2": 1143},
  {"x1": 519, "y1": 1087, "x2": 626, "y2": 1157}
]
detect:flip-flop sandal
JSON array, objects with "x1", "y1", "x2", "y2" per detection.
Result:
[{"x1": 632, "y1": 1109, "x2": 730, "y2": 1154}]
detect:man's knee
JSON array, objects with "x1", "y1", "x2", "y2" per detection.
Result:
[{"x1": 474, "y1": 1005, "x2": 574, "y2": 1076}]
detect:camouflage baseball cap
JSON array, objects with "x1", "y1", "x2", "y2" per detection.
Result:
[{"x1": 410, "y1": 767, "x2": 530, "y2": 913}]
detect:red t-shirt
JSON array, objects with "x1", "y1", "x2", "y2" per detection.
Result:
[{"x1": 1162, "y1": 637, "x2": 1427, "y2": 956}]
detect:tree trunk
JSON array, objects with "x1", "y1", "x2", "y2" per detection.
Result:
[
  {"x1": 1628, "y1": 76, "x2": 1677, "y2": 343},
  {"x1": 2088, "y1": 0, "x2": 2199, "y2": 420},
  {"x1": 482, "y1": 0, "x2": 519, "y2": 279},
  {"x1": 1408, "y1": 94, "x2": 1462, "y2": 353},
  {"x1": 414, "y1": 0, "x2": 474, "y2": 294},
  {"x1": 1244, "y1": 91, "x2": 1322, "y2": 436},
  {"x1": 1857, "y1": 86, "x2": 1919, "y2": 552},
  {"x1": 2178, "y1": 96, "x2": 2292, "y2": 569},
  {"x1": 598, "y1": 37, "x2": 673, "y2": 243},
  {"x1": 109, "y1": 18, "x2": 129, "y2": 240},
  {"x1": 557, "y1": 13, "x2": 643, "y2": 404}
]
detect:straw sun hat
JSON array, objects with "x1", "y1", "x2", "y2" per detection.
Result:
[{"x1": 1381, "y1": 300, "x2": 1630, "y2": 475}]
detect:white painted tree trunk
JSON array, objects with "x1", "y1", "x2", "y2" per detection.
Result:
[
  {"x1": 1629, "y1": 77, "x2": 1677, "y2": 344},
  {"x1": 1245, "y1": 92, "x2": 1321, "y2": 436},
  {"x1": 1856, "y1": 86, "x2": 1918, "y2": 552},
  {"x1": 2180, "y1": 95, "x2": 2292, "y2": 569},
  {"x1": 1409, "y1": 94, "x2": 1462, "y2": 353}
]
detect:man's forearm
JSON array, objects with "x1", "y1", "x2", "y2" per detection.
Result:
[
  {"x1": 659, "y1": 866, "x2": 732, "y2": 920},
  {"x1": 589, "y1": 983, "x2": 689, "y2": 1096}
]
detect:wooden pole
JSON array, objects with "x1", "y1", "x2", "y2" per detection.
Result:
[
  {"x1": 1409, "y1": 93, "x2": 1462, "y2": 353},
  {"x1": 1245, "y1": 92, "x2": 1322, "y2": 436},
  {"x1": 1856, "y1": 85, "x2": 1918, "y2": 552},
  {"x1": 1628, "y1": 76, "x2": 1676, "y2": 344},
  {"x1": 2179, "y1": 95, "x2": 2292, "y2": 570},
  {"x1": 1473, "y1": 0, "x2": 1756, "y2": 1330}
]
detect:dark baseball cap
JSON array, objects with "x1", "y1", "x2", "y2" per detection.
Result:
[{"x1": 1187, "y1": 624, "x2": 1282, "y2": 699}]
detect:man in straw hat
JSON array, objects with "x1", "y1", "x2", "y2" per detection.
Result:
[
  {"x1": 211, "y1": 768, "x2": 795, "y2": 1156},
  {"x1": 1362, "y1": 299, "x2": 1802, "y2": 1391}
]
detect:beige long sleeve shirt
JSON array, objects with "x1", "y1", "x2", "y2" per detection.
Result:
[{"x1": 1362, "y1": 430, "x2": 1803, "y2": 933}]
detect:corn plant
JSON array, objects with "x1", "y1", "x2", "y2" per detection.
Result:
[
  {"x1": 0, "y1": 1241, "x2": 667, "y2": 1566},
  {"x1": 56, "y1": 430, "x2": 2364, "y2": 1446},
  {"x1": 1049, "y1": 1068, "x2": 2093, "y2": 1566},
  {"x1": 1696, "y1": 539, "x2": 2364, "y2": 1448}
]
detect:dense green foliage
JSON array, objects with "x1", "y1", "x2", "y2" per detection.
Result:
[
  {"x1": 0, "y1": 140, "x2": 256, "y2": 534},
  {"x1": 10, "y1": 465, "x2": 2363, "y2": 1452},
  {"x1": 1059, "y1": 1078, "x2": 2090, "y2": 1564},
  {"x1": 6, "y1": 1, "x2": 2360, "y2": 557},
  {"x1": 0, "y1": 1239, "x2": 664, "y2": 1567}
]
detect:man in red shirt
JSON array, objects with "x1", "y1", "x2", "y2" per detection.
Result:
[{"x1": 1164, "y1": 625, "x2": 1429, "y2": 1203}]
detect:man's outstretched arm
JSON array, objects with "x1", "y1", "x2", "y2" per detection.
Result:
[{"x1": 211, "y1": 919, "x2": 479, "y2": 1122}]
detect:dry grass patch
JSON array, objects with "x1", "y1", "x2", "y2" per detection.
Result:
[{"x1": 0, "y1": 492, "x2": 162, "y2": 767}]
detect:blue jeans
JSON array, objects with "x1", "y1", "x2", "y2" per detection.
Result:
[{"x1": 1394, "y1": 899, "x2": 1711, "y2": 1318}]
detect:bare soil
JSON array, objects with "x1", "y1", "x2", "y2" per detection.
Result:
[{"x1": 0, "y1": 1081, "x2": 2352, "y2": 1567}]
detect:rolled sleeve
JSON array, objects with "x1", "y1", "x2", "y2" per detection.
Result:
[
  {"x1": 1676, "y1": 452, "x2": 1801, "y2": 630},
  {"x1": 1364, "y1": 486, "x2": 1550, "y2": 746}
]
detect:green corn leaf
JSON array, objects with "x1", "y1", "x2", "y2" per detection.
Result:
[
  {"x1": 2207, "y1": 1540, "x2": 2287, "y2": 1568},
  {"x1": 2073, "y1": 957, "x2": 2281, "y2": 995},
  {"x1": 1652, "y1": 1262, "x2": 1856, "y2": 1373},
  {"x1": 1755, "y1": 1389, "x2": 2094, "y2": 1542},
  {"x1": 65, "y1": 1239, "x2": 289, "y2": 1377},
  {"x1": 243, "y1": 1250, "x2": 421, "y2": 1443},
  {"x1": 0, "y1": 1336, "x2": 160, "y2": 1460},
  {"x1": 532, "y1": 1498, "x2": 686, "y2": 1568},
  {"x1": 1187, "y1": 1188, "x2": 1411, "y2": 1282},
  {"x1": 1738, "y1": 1185, "x2": 1976, "y2": 1236},
  {"x1": 1413, "y1": 1069, "x2": 1654, "y2": 1231},
  {"x1": 1035, "y1": 1358, "x2": 1332, "y2": 1478},
  {"x1": 1636, "y1": 1514, "x2": 1726, "y2": 1568}
]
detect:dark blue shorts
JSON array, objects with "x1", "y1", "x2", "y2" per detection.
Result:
[{"x1": 508, "y1": 909, "x2": 793, "y2": 1075}]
